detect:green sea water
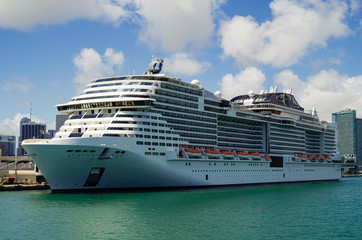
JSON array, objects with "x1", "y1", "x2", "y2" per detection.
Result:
[{"x1": 0, "y1": 178, "x2": 361, "y2": 240}]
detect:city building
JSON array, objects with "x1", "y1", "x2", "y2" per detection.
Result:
[
  {"x1": 0, "y1": 135, "x2": 16, "y2": 156},
  {"x1": 17, "y1": 118, "x2": 46, "y2": 156},
  {"x1": 47, "y1": 129, "x2": 56, "y2": 139},
  {"x1": 17, "y1": 117, "x2": 31, "y2": 155},
  {"x1": 332, "y1": 109, "x2": 362, "y2": 165}
]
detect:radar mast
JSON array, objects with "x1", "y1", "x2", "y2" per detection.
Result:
[{"x1": 147, "y1": 57, "x2": 163, "y2": 74}]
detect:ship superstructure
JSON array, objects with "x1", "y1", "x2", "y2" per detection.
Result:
[{"x1": 22, "y1": 58, "x2": 341, "y2": 191}]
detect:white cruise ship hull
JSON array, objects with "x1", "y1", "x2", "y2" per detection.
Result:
[{"x1": 23, "y1": 137, "x2": 341, "y2": 192}]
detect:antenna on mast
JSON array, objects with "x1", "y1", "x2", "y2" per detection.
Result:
[{"x1": 30, "y1": 102, "x2": 32, "y2": 122}]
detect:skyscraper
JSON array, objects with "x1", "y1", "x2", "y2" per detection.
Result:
[
  {"x1": 19, "y1": 117, "x2": 31, "y2": 138},
  {"x1": 0, "y1": 135, "x2": 16, "y2": 156},
  {"x1": 18, "y1": 119, "x2": 46, "y2": 156},
  {"x1": 356, "y1": 119, "x2": 362, "y2": 165},
  {"x1": 17, "y1": 117, "x2": 31, "y2": 156},
  {"x1": 333, "y1": 109, "x2": 362, "y2": 165}
]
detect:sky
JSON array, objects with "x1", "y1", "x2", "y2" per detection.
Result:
[{"x1": 1, "y1": 0, "x2": 362, "y2": 137}]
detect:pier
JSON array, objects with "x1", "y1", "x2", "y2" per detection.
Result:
[
  {"x1": 0, "y1": 183, "x2": 50, "y2": 191},
  {"x1": 0, "y1": 156, "x2": 48, "y2": 190}
]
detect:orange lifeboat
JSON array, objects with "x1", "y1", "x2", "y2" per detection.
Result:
[
  {"x1": 184, "y1": 149, "x2": 202, "y2": 158},
  {"x1": 236, "y1": 151, "x2": 249, "y2": 160},
  {"x1": 220, "y1": 150, "x2": 233, "y2": 155},
  {"x1": 205, "y1": 150, "x2": 220, "y2": 159},
  {"x1": 263, "y1": 155, "x2": 271, "y2": 161},
  {"x1": 308, "y1": 155, "x2": 316, "y2": 161},
  {"x1": 220, "y1": 150, "x2": 234, "y2": 159},
  {"x1": 316, "y1": 156, "x2": 325, "y2": 162},
  {"x1": 249, "y1": 152, "x2": 261, "y2": 160},
  {"x1": 325, "y1": 156, "x2": 332, "y2": 162},
  {"x1": 185, "y1": 149, "x2": 201, "y2": 153}
]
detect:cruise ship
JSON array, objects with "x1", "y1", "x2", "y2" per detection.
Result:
[{"x1": 22, "y1": 58, "x2": 342, "y2": 192}]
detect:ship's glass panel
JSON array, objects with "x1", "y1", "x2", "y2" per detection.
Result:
[
  {"x1": 83, "y1": 167, "x2": 105, "y2": 187},
  {"x1": 74, "y1": 95, "x2": 120, "y2": 101},
  {"x1": 85, "y1": 89, "x2": 117, "y2": 94},
  {"x1": 122, "y1": 88, "x2": 134, "y2": 92},
  {"x1": 153, "y1": 103, "x2": 216, "y2": 118},
  {"x1": 160, "y1": 83, "x2": 202, "y2": 96}
]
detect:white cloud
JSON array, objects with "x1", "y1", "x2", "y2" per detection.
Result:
[
  {"x1": 0, "y1": 76, "x2": 34, "y2": 93},
  {"x1": 349, "y1": 0, "x2": 361, "y2": 14},
  {"x1": 164, "y1": 53, "x2": 211, "y2": 76},
  {"x1": 0, "y1": 0, "x2": 224, "y2": 56},
  {"x1": 219, "y1": 67, "x2": 266, "y2": 100},
  {"x1": 134, "y1": 0, "x2": 223, "y2": 52},
  {"x1": 0, "y1": 0, "x2": 132, "y2": 31},
  {"x1": 219, "y1": 0, "x2": 350, "y2": 67},
  {"x1": 73, "y1": 48, "x2": 125, "y2": 92},
  {"x1": 104, "y1": 48, "x2": 125, "y2": 72},
  {"x1": 275, "y1": 68, "x2": 362, "y2": 121}
]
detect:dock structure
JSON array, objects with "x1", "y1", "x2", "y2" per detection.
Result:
[
  {"x1": 0, "y1": 183, "x2": 50, "y2": 191},
  {"x1": 0, "y1": 156, "x2": 45, "y2": 186}
]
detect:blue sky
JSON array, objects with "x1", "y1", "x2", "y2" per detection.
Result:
[{"x1": 1, "y1": 0, "x2": 362, "y2": 137}]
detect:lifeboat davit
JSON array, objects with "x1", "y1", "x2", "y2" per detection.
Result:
[
  {"x1": 184, "y1": 149, "x2": 202, "y2": 158},
  {"x1": 205, "y1": 150, "x2": 220, "y2": 159},
  {"x1": 249, "y1": 152, "x2": 261, "y2": 160},
  {"x1": 236, "y1": 151, "x2": 249, "y2": 160},
  {"x1": 220, "y1": 150, "x2": 234, "y2": 159}
]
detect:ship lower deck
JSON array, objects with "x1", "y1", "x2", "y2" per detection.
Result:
[{"x1": 22, "y1": 138, "x2": 341, "y2": 192}]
